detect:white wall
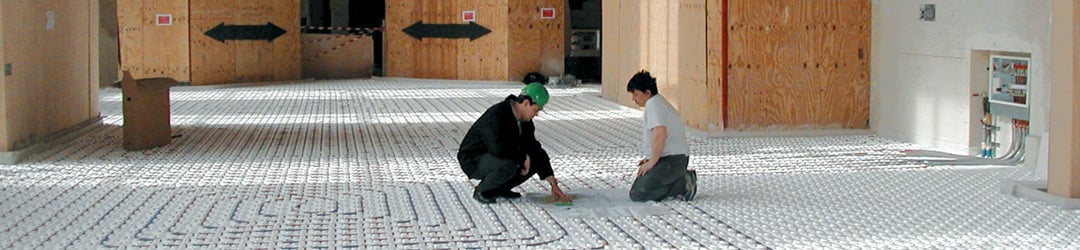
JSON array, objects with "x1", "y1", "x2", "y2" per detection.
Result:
[{"x1": 871, "y1": 0, "x2": 1052, "y2": 154}]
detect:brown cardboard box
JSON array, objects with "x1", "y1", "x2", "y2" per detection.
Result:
[{"x1": 120, "y1": 71, "x2": 173, "y2": 151}]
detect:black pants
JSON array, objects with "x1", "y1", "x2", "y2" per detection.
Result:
[
  {"x1": 629, "y1": 154, "x2": 689, "y2": 202},
  {"x1": 462, "y1": 148, "x2": 550, "y2": 195}
]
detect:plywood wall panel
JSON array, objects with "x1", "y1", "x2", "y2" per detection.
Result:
[
  {"x1": 602, "y1": 0, "x2": 718, "y2": 130},
  {"x1": 383, "y1": 0, "x2": 417, "y2": 78},
  {"x1": 0, "y1": 0, "x2": 7, "y2": 151},
  {"x1": 117, "y1": 0, "x2": 190, "y2": 82},
  {"x1": 271, "y1": 1, "x2": 302, "y2": 81},
  {"x1": 600, "y1": 0, "x2": 623, "y2": 104},
  {"x1": 90, "y1": 0, "x2": 102, "y2": 118},
  {"x1": 726, "y1": 0, "x2": 869, "y2": 130},
  {"x1": 611, "y1": 0, "x2": 644, "y2": 106},
  {"x1": 3, "y1": 1, "x2": 43, "y2": 145},
  {"x1": 189, "y1": 0, "x2": 299, "y2": 85},
  {"x1": 416, "y1": 0, "x2": 457, "y2": 79},
  {"x1": 386, "y1": 0, "x2": 556, "y2": 81},
  {"x1": 705, "y1": 0, "x2": 726, "y2": 130},
  {"x1": 234, "y1": 1, "x2": 274, "y2": 82},
  {"x1": 507, "y1": 0, "x2": 563, "y2": 81},
  {"x1": 189, "y1": 0, "x2": 235, "y2": 85},
  {"x1": 45, "y1": 1, "x2": 93, "y2": 131},
  {"x1": 459, "y1": 1, "x2": 503, "y2": 80},
  {"x1": 677, "y1": 0, "x2": 712, "y2": 130},
  {"x1": 645, "y1": 1, "x2": 673, "y2": 108},
  {"x1": 2, "y1": 0, "x2": 97, "y2": 150},
  {"x1": 387, "y1": 0, "x2": 460, "y2": 80}
]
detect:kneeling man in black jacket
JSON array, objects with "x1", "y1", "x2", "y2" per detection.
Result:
[{"x1": 457, "y1": 83, "x2": 571, "y2": 204}]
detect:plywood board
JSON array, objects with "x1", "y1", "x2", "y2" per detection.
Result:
[
  {"x1": 233, "y1": 1, "x2": 275, "y2": 82},
  {"x1": 601, "y1": 0, "x2": 717, "y2": 131},
  {"x1": 2, "y1": 1, "x2": 97, "y2": 150},
  {"x1": 385, "y1": 0, "x2": 462, "y2": 79},
  {"x1": 614, "y1": 0, "x2": 644, "y2": 107},
  {"x1": 420, "y1": 0, "x2": 460, "y2": 79},
  {"x1": 705, "y1": 0, "x2": 726, "y2": 130},
  {"x1": 726, "y1": 0, "x2": 870, "y2": 130},
  {"x1": 507, "y1": 0, "x2": 563, "y2": 81},
  {"x1": 600, "y1": 0, "x2": 622, "y2": 103},
  {"x1": 645, "y1": 1, "x2": 673, "y2": 104},
  {"x1": 383, "y1": 0, "x2": 417, "y2": 78},
  {"x1": 302, "y1": 34, "x2": 374, "y2": 79},
  {"x1": 2, "y1": 0, "x2": 43, "y2": 145},
  {"x1": 0, "y1": 0, "x2": 8, "y2": 151},
  {"x1": 386, "y1": 0, "x2": 564, "y2": 81},
  {"x1": 189, "y1": 0, "x2": 235, "y2": 85},
  {"x1": 117, "y1": 0, "x2": 190, "y2": 82},
  {"x1": 99, "y1": 0, "x2": 120, "y2": 87},
  {"x1": 189, "y1": 0, "x2": 300, "y2": 85},
  {"x1": 459, "y1": 1, "x2": 508, "y2": 80},
  {"x1": 45, "y1": 1, "x2": 94, "y2": 132},
  {"x1": 676, "y1": 0, "x2": 712, "y2": 130},
  {"x1": 90, "y1": 0, "x2": 102, "y2": 121}
]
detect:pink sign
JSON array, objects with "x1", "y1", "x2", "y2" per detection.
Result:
[
  {"x1": 156, "y1": 14, "x2": 172, "y2": 26},
  {"x1": 462, "y1": 10, "x2": 476, "y2": 22},
  {"x1": 541, "y1": 8, "x2": 555, "y2": 19}
]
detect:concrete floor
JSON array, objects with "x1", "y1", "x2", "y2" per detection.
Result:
[{"x1": 0, "y1": 78, "x2": 1077, "y2": 248}]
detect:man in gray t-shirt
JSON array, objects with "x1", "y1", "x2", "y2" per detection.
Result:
[{"x1": 626, "y1": 70, "x2": 698, "y2": 202}]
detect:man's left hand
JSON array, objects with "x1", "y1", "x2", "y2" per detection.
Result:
[{"x1": 636, "y1": 159, "x2": 657, "y2": 177}]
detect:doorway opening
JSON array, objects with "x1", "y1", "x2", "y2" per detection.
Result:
[{"x1": 301, "y1": 0, "x2": 386, "y2": 76}]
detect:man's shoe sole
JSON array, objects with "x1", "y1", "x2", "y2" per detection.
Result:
[
  {"x1": 684, "y1": 170, "x2": 698, "y2": 201},
  {"x1": 497, "y1": 191, "x2": 522, "y2": 199}
]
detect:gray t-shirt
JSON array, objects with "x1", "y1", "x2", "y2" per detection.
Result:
[{"x1": 642, "y1": 95, "x2": 688, "y2": 158}]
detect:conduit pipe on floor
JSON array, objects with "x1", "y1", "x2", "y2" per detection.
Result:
[{"x1": 900, "y1": 120, "x2": 1028, "y2": 167}]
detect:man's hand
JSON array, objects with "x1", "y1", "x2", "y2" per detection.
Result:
[
  {"x1": 522, "y1": 155, "x2": 532, "y2": 175},
  {"x1": 636, "y1": 158, "x2": 656, "y2": 177},
  {"x1": 547, "y1": 177, "x2": 573, "y2": 203}
]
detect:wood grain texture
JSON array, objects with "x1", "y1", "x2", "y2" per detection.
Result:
[
  {"x1": 189, "y1": 0, "x2": 299, "y2": 85},
  {"x1": 726, "y1": 0, "x2": 869, "y2": 130},
  {"x1": 601, "y1": 0, "x2": 718, "y2": 130},
  {"x1": 507, "y1": 0, "x2": 563, "y2": 81},
  {"x1": 386, "y1": 0, "x2": 561, "y2": 81},
  {"x1": 1, "y1": 1, "x2": 96, "y2": 150},
  {"x1": 117, "y1": 0, "x2": 190, "y2": 81}
]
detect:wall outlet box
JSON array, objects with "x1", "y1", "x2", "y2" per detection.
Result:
[{"x1": 920, "y1": 4, "x2": 936, "y2": 21}]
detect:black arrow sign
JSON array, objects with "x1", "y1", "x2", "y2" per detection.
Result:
[
  {"x1": 402, "y1": 21, "x2": 491, "y2": 41},
  {"x1": 204, "y1": 22, "x2": 286, "y2": 43}
]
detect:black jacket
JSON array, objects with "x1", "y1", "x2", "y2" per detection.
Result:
[{"x1": 457, "y1": 95, "x2": 553, "y2": 179}]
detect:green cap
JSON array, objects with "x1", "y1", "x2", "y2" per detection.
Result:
[{"x1": 521, "y1": 82, "x2": 549, "y2": 110}]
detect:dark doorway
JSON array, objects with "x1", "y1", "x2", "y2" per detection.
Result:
[
  {"x1": 301, "y1": 0, "x2": 386, "y2": 76},
  {"x1": 349, "y1": 0, "x2": 385, "y2": 76},
  {"x1": 568, "y1": 0, "x2": 602, "y2": 83}
]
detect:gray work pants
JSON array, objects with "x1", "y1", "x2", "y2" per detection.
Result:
[{"x1": 629, "y1": 154, "x2": 689, "y2": 202}]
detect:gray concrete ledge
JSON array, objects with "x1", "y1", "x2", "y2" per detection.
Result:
[
  {"x1": 1008, "y1": 180, "x2": 1080, "y2": 210},
  {"x1": 0, "y1": 117, "x2": 102, "y2": 165}
]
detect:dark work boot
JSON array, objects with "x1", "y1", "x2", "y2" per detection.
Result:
[
  {"x1": 493, "y1": 190, "x2": 522, "y2": 199},
  {"x1": 473, "y1": 190, "x2": 496, "y2": 204},
  {"x1": 683, "y1": 170, "x2": 698, "y2": 201}
]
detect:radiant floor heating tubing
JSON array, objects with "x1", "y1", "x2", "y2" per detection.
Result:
[{"x1": 0, "y1": 79, "x2": 1075, "y2": 248}]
